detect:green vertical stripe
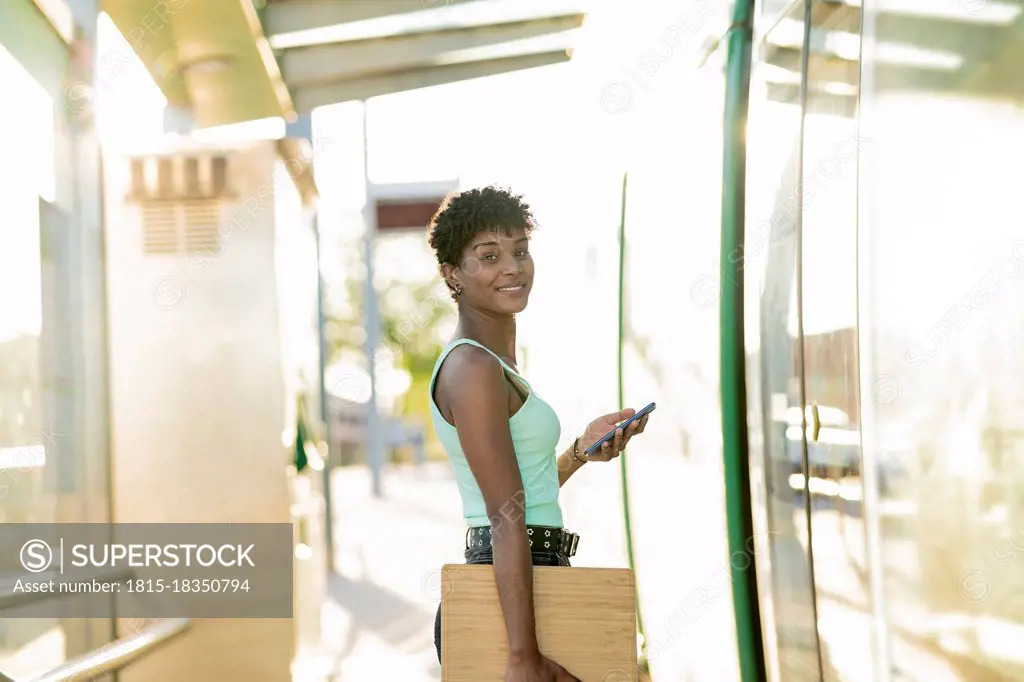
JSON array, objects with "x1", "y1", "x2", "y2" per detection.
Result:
[
  {"x1": 720, "y1": 2, "x2": 767, "y2": 681},
  {"x1": 616, "y1": 172, "x2": 649, "y2": 675}
]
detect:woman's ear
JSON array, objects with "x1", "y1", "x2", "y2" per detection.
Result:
[{"x1": 440, "y1": 263, "x2": 459, "y2": 291}]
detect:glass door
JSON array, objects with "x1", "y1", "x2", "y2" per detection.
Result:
[
  {"x1": 799, "y1": 2, "x2": 875, "y2": 679},
  {"x1": 743, "y1": 2, "x2": 824, "y2": 679}
]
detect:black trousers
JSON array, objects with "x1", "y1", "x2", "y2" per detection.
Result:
[{"x1": 433, "y1": 545, "x2": 572, "y2": 664}]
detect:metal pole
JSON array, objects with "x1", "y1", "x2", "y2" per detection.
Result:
[
  {"x1": 312, "y1": 211, "x2": 336, "y2": 573},
  {"x1": 362, "y1": 101, "x2": 383, "y2": 498},
  {"x1": 719, "y1": 3, "x2": 767, "y2": 680}
]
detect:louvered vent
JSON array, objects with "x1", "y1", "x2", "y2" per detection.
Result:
[
  {"x1": 182, "y1": 200, "x2": 220, "y2": 253},
  {"x1": 141, "y1": 200, "x2": 222, "y2": 256},
  {"x1": 128, "y1": 153, "x2": 234, "y2": 257},
  {"x1": 142, "y1": 204, "x2": 179, "y2": 254}
]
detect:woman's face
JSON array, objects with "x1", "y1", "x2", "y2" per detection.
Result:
[{"x1": 452, "y1": 227, "x2": 534, "y2": 314}]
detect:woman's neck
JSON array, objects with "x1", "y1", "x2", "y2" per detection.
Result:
[{"x1": 455, "y1": 309, "x2": 517, "y2": 364}]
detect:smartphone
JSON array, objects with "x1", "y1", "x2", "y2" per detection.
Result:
[{"x1": 584, "y1": 402, "x2": 656, "y2": 456}]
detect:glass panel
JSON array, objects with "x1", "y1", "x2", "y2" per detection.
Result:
[
  {"x1": 757, "y1": 0, "x2": 802, "y2": 43},
  {"x1": 859, "y1": 0, "x2": 1024, "y2": 679},
  {"x1": 617, "y1": 38, "x2": 736, "y2": 681},
  {"x1": 0, "y1": 40, "x2": 113, "y2": 680},
  {"x1": 800, "y1": 2, "x2": 873, "y2": 680},
  {"x1": 0, "y1": 43, "x2": 55, "y2": 679},
  {"x1": 745, "y1": 3, "x2": 824, "y2": 680}
]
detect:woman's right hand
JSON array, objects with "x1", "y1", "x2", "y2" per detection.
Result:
[{"x1": 506, "y1": 651, "x2": 581, "y2": 681}]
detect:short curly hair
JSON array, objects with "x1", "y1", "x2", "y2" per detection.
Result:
[{"x1": 427, "y1": 186, "x2": 537, "y2": 300}]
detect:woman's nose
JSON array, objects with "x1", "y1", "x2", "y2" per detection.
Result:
[{"x1": 503, "y1": 256, "x2": 523, "y2": 274}]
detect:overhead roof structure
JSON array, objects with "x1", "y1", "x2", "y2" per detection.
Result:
[{"x1": 102, "y1": 0, "x2": 587, "y2": 128}]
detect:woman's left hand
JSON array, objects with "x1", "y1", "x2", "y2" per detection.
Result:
[{"x1": 578, "y1": 408, "x2": 650, "y2": 462}]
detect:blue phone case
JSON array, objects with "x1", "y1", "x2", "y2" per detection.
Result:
[{"x1": 583, "y1": 402, "x2": 656, "y2": 455}]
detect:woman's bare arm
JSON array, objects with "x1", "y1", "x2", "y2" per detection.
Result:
[
  {"x1": 556, "y1": 443, "x2": 585, "y2": 487},
  {"x1": 440, "y1": 346, "x2": 540, "y2": 660}
]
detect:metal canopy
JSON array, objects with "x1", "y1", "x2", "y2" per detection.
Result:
[
  {"x1": 262, "y1": 0, "x2": 478, "y2": 37},
  {"x1": 101, "y1": 0, "x2": 587, "y2": 129},
  {"x1": 280, "y1": 14, "x2": 583, "y2": 86},
  {"x1": 102, "y1": 0, "x2": 291, "y2": 128},
  {"x1": 293, "y1": 50, "x2": 569, "y2": 111}
]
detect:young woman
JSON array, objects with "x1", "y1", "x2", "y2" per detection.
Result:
[{"x1": 427, "y1": 186, "x2": 650, "y2": 681}]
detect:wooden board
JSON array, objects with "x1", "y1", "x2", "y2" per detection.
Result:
[{"x1": 441, "y1": 564, "x2": 638, "y2": 681}]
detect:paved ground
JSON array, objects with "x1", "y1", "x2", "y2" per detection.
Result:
[
  {"x1": 313, "y1": 457, "x2": 746, "y2": 681},
  {"x1": 314, "y1": 464, "x2": 464, "y2": 681}
]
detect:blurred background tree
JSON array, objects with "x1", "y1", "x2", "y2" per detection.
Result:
[{"x1": 323, "y1": 239, "x2": 455, "y2": 462}]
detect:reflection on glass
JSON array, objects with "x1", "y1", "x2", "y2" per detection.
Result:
[
  {"x1": 860, "y1": 1, "x2": 1024, "y2": 680},
  {"x1": 0, "y1": 41, "x2": 54, "y2": 678},
  {"x1": 756, "y1": 0, "x2": 816, "y2": 53},
  {"x1": 0, "y1": 42, "x2": 112, "y2": 679},
  {"x1": 759, "y1": 0, "x2": 800, "y2": 30},
  {"x1": 612, "y1": 40, "x2": 740, "y2": 680},
  {"x1": 800, "y1": 2, "x2": 873, "y2": 680},
  {"x1": 501, "y1": 29, "x2": 744, "y2": 678},
  {"x1": 745, "y1": 3, "x2": 825, "y2": 680}
]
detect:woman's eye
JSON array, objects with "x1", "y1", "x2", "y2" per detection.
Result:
[{"x1": 515, "y1": 250, "x2": 529, "y2": 257}]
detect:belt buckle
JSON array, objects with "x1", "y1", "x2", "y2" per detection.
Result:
[{"x1": 556, "y1": 531, "x2": 568, "y2": 555}]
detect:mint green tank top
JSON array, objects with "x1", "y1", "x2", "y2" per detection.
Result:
[{"x1": 428, "y1": 338, "x2": 563, "y2": 529}]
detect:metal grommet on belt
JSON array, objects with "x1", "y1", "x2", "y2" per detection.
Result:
[{"x1": 466, "y1": 526, "x2": 580, "y2": 558}]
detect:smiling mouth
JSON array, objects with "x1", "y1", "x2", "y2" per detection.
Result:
[{"x1": 497, "y1": 285, "x2": 526, "y2": 292}]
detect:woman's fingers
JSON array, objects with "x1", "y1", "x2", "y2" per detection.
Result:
[
  {"x1": 591, "y1": 434, "x2": 618, "y2": 462},
  {"x1": 620, "y1": 417, "x2": 647, "y2": 450},
  {"x1": 587, "y1": 415, "x2": 653, "y2": 462},
  {"x1": 620, "y1": 420, "x2": 637, "y2": 438},
  {"x1": 630, "y1": 414, "x2": 648, "y2": 438}
]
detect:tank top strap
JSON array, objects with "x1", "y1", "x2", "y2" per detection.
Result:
[{"x1": 429, "y1": 338, "x2": 522, "y2": 395}]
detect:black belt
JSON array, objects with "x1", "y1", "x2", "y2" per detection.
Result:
[{"x1": 466, "y1": 526, "x2": 579, "y2": 557}]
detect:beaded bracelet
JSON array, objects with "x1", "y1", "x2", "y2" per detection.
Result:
[{"x1": 571, "y1": 437, "x2": 587, "y2": 464}]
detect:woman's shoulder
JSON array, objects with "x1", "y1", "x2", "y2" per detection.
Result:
[
  {"x1": 435, "y1": 340, "x2": 505, "y2": 392},
  {"x1": 439, "y1": 340, "x2": 502, "y2": 376}
]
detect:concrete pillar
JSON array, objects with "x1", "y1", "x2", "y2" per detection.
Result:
[{"x1": 106, "y1": 140, "x2": 295, "y2": 682}]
